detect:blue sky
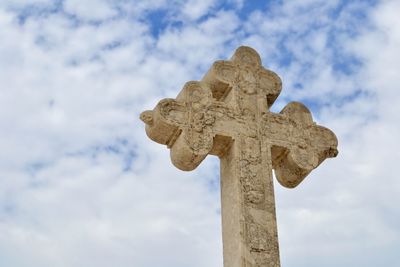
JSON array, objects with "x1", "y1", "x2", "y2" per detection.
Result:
[{"x1": 1, "y1": 0, "x2": 400, "y2": 266}]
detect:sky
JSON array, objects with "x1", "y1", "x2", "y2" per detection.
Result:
[{"x1": 0, "y1": 0, "x2": 400, "y2": 266}]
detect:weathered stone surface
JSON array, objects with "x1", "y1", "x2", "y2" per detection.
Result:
[{"x1": 140, "y1": 46, "x2": 338, "y2": 267}]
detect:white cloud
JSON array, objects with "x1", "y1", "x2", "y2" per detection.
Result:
[
  {"x1": 63, "y1": 0, "x2": 117, "y2": 21},
  {"x1": 1, "y1": 0, "x2": 400, "y2": 267},
  {"x1": 266, "y1": 1, "x2": 400, "y2": 266},
  {"x1": 0, "y1": 3, "x2": 226, "y2": 266},
  {"x1": 0, "y1": 0, "x2": 56, "y2": 9},
  {"x1": 181, "y1": 0, "x2": 217, "y2": 20},
  {"x1": 157, "y1": 10, "x2": 240, "y2": 68}
]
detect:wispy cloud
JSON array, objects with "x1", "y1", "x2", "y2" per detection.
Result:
[{"x1": 0, "y1": 0, "x2": 399, "y2": 267}]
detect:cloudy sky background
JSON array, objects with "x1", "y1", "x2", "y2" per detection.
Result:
[{"x1": 1, "y1": 0, "x2": 399, "y2": 266}]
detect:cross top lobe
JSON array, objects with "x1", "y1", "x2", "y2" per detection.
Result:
[{"x1": 140, "y1": 46, "x2": 338, "y2": 188}]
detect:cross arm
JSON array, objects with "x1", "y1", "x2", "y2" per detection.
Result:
[
  {"x1": 263, "y1": 102, "x2": 338, "y2": 188},
  {"x1": 140, "y1": 81, "x2": 218, "y2": 171}
]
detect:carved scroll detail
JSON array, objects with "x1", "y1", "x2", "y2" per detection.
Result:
[
  {"x1": 245, "y1": 222, "x2": 279, "y2": 254},
  {"x1": 240, "y1": 137, "x2": 264, "y2": 205},
  {"x1": 183, "y1": 82, "x2": 216, "y2": 153}
]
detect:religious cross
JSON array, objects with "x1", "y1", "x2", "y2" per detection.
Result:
[{"x1": 140, "y1": 46, "x2": 338, "y2": 267}]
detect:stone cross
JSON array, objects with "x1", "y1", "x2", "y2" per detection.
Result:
[{"x1": 140, "y1": 46, "x2": 338, "y2": 267}]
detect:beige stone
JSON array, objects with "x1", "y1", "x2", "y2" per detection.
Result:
[{"x1": 140, "y1": 46, "x2": 338, "y2": 267}]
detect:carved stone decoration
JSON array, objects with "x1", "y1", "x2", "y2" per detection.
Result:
[{"x1": 140, "y1": 46, "x2": 338, "y2": 267}]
